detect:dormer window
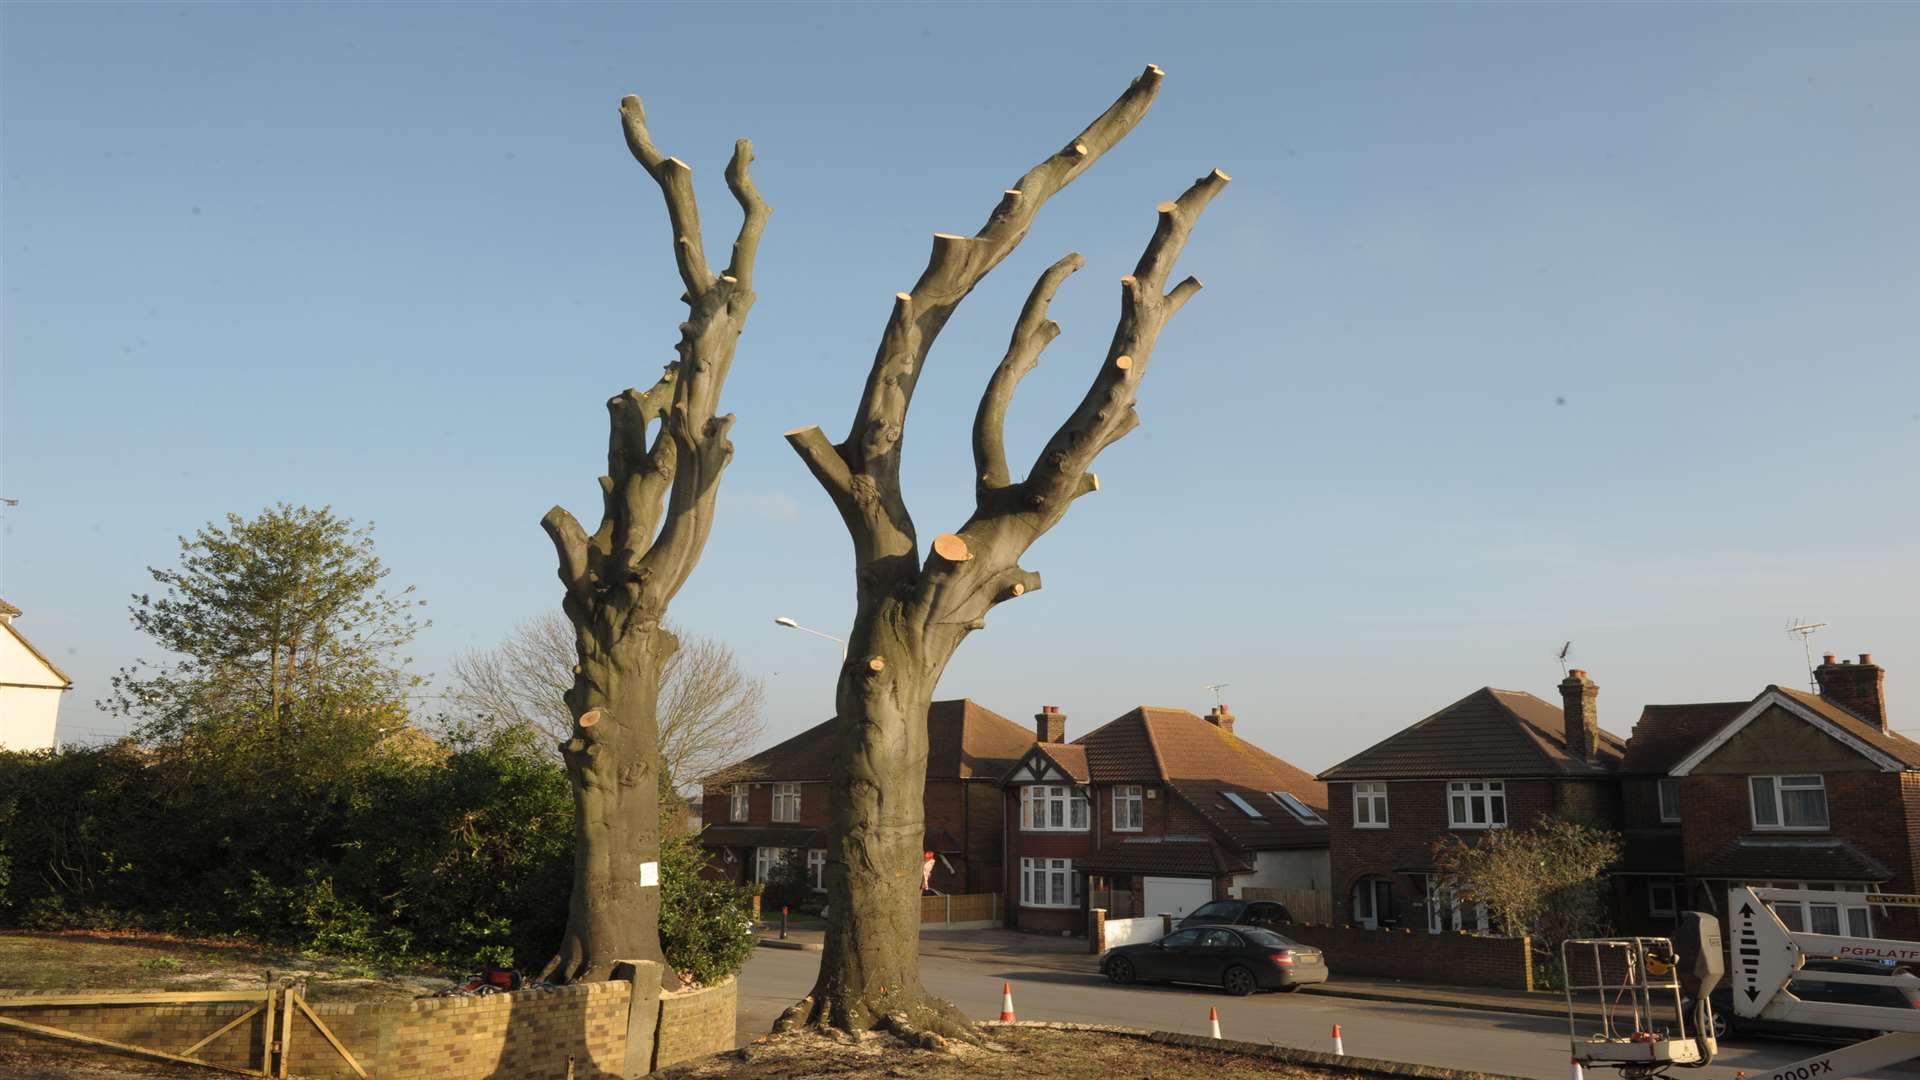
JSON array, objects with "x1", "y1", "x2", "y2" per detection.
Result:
[{"x1": 1271, "y1": 791, "x2": 1326, "y2": 825}]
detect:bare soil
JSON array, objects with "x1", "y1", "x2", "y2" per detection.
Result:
[
  {"x1": 0, "y1": 1047, "x2": 229, "y2": 1080},
  {"x1": 0, "y1": 931, "x2": 455, "y2": 1003},
  {"x1": 661, "y1": 1025, "x2": 1353, "y2": 1079}
]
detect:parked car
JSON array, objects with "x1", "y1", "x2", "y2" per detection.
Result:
[
  {"x1": 1698, "y1": 959, "x2": 1920, "y2": 1043},
  {"x1": 1102, "y1": 925, "x2": 1328, "y2": 996},
  {"x1": 1174, "y1": 899, "x2": 1293, "y2": 931}
]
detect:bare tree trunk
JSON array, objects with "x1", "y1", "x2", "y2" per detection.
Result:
[
  {"x1": 781, "y1": 66, "x2": 1226, "y2": 1039},
  {"x1": 538, "y1": 91, "x2": 768, "y2": 988}
]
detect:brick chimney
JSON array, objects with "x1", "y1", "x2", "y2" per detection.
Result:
[
  {"x1": 1205, "y1": 704, "x2": 1235, "y2": 735},
  {"x1": 1559, "y1": 669, "x2": 1599, "y2": 762},
  {"x1": 1034, "y1": 705, "x2": 1065, "y2": 744},
  {"x1": 1815, "y1": 653, "x2": 1888, "y2": 734}
]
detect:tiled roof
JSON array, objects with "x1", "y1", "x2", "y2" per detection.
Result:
[
  {"x1": 1026, "y1": 742, "x2": 1090, "y2": 783},
  {"x1": 705, "y1": 699, "x2": 1033, "y2": 784},
  {"x1": 1077, "y1": 837, "x2": 1251, "y2": 878},
  {"x1": 1621, "y1": 702, "x2": 1748, "y2": 774},
  {"x1": 1317, "y1": 687, "x2": 1626, "y2": 781},
  {"x1": 1774, "y1": 686, "x2": 1920, "y2": 769},
  {"x1": 1694, "y1": 837, "x2": 1893, "y2": 883},
  {"x1": 0, "y1": 598, "x2": 19, "y2": 617},
  {"x1": 1071, "y1": 706, "x2": 1329, "y2": 852}
]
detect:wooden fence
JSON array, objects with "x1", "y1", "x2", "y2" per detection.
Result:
[
  {"x1": 1239, "y1": 887, "x2": 1333, "y2": 925},
  {"x1": 920, "y1": 892, "x2": 1000, "y2": 927}
]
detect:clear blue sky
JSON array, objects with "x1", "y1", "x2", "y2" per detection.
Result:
[{"x1": 4, "y1": 3, "x2": 1915, "y2": 767}]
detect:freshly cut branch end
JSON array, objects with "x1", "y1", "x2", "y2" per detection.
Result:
[
  {"x1": 578, "y1": 709, "x2": 603, "y2": 728},
  {"x1": 866, "y1": 656, "x2": 886, "y2": 673},
  {"x1": 931, "y1": 533, "x2": 973, "y2": 563},
  {"x1": 1113, "y1": 355, "x2": 1133, "y2": 372}
]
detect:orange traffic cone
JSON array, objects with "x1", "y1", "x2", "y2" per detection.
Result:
[
  {"x1": 1209, "y1": 1006, "x2": 1221, "y2": 1039},
  {"x1": 1331, "y1": 1023, "x2": 1345, "y2": 1055},
  {"x1": 999, "y1": 981, "x2": 1016, "y2": 1022}
]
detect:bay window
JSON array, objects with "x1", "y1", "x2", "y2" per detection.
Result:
[
  {"x1": 1750, "y1": 775, "x2": 1828, "y2": 830},
  {"x1": 1020, "y1": 857, "x2": 1078, "y2": 908},
  {"x1": 1112, "y1": 785, "x2": 1143, "y2": 831},
  {"x1": 1021, "y1": 784, "x2": 1089, "y2": 831},
  {"x1": 1447, "y1": 780, "x2": 1507, "y2": 829}
]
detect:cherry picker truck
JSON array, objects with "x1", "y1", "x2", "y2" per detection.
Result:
[{"x1": 1564, "y1": 886, "x2": 1920, "y2": 1080}]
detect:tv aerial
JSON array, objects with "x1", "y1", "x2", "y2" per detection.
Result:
[
  {"x1": 1206, "y1": 682, "x2": 1230, "y2": 708},
  {"x1": 1788, "y1": 619, "x2": 1828, "y2": 692},
  {"x1": 1555, "y1": 641, "x2": 1573, "y2": 677}
]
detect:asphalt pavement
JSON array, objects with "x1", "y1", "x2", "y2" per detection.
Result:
[{"x1": 735, "y1": 946, "x2": 1920, "y2": 1079}]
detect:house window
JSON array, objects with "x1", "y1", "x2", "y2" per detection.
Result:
[
  {"x1": 1353, "y1": 782, "x2": 1389, "y2": 828},
  {"x1": 772, "y1": 782, "x2": 801, "y2": 823},
  {"x1": 753, "y1": 846, "x2": 789, "y2": 884},
  {"x1": 1352, "y1": 876, "x2": 1395, "y2": 929},
  {"x1": 1425, "y1": 878, "x2": 1488, "y2": 934},
  {"x1": 1223, "y1": 792, "x2": 1263, "y2": 818},
  {"x1": 1649, "y1": 880, "x2": 1677, "y2": 918},
  {"x1": 1112, "y1": 785, "x2": 1143, "y2": 831},
  {"x1": 806, "y1": 848, "x2": 827, "y2": 891},
  {"x1": 1750, "y1": 775, "x2": 1828, "y2": 830},
  {"x1": 1658, "y1": 780, "x2": 1682, "y2": 823},
  {"x1": 1272, "y1": 791, "x2": 1326, "y2": 825},
  {"x1": 730, "y1": 784, "x2": 749, "y2": 823},
  {"x1": 1447, "y1": 780, "x2": 1507, "y2": 829},
  {"x1": 1020, "y1": 785, "x2": 1089, "y2": 832},
  {"x1": 1020, "y1": 857, "x2": 1078, "y2": 908}
]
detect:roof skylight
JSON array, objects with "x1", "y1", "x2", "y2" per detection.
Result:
[
  {"x1": 1271, "y1": 791, "x2": 1326, "y2": 825},
  {"x1": 1222, "y1": 791, "x2": 1263, "y2": 818}
]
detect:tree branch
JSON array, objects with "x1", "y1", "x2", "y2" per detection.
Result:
[
  {"x1": 620, "y1": 95, "x2": 713, "y2": 297},
  {"x1": 972, "y1": 253, "x2": 1084, "y2": 495},
  {"x1": 792, "y1": 66, "x2": 1165, "y2": 562},
  {"x1": 724, "y1": 139, "x2": 770, "y2": 290}
]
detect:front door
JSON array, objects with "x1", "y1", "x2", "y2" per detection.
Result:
[{"x1": 1353, "y1": 877, "x2": 1394, "y2": 929}]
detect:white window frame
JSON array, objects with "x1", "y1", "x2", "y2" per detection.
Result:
[
  {"x1": 1353, "y1": 782, "x2": 1389, "y2": 828},
  {"x1": 1447, "y1": 779, "x2": 1507, "y2": 830},
  {"x1": 1658, "y1": 779, "x2": 1681, "y2": 823},
  {"x1": 1272, "y1": 791, "x2": 1326, "y2": 825},
  {"x1": 1020, "y1": 785, "x2": 1090, "y2": 832},
  {"x1": 1112, "y1": 785, "x2": 1143, "y2": 832},
  {"x1": 1019, "y1": 857, "x2": 1078, "y2": 909},
  {"x1": 1749, "y1": 774, "x2": 1828, "y2": 831},
  {"x1": 753, "y1": 846, "x2": 788, "y2": 884},
  {"x1": 806, "y1": 848, "x2": 827, "y2": 891},
  {"x1": 771, "y1": 782, "x2": 801, "y2": 823},
  {"x1": 1648, "y1": 880, "x2": 1677, "y2": 918},
  {"x1": 730, "y1": 784, "x2": 749, "y2": 823}
]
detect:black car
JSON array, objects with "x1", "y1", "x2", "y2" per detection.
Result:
[
  {"x1": 1174, "y1": 898, "x2": 1294, "y2": 931},
  {"x1": 1702, "y1": 959, "x2": 1920, "y2": 1043},
  {"x1": 1102, "y1": 925, "x2": 1328, "y2": 996}
]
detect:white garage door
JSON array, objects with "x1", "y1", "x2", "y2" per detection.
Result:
[{"x1": 1143, "y1": 876, "x2": 1214, "y2": 919}]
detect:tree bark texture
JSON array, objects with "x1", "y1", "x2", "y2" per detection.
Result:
[
  {"x1": 780, "y1": 65, "x2": 1226, "y2": 1037},
  {"x1": 539, "y1": 93, "x2": 768, "y2": 987}
]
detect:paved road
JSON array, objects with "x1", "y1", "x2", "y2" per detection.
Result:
[{"x1": 736, "y1": 947, "x2": 1920, "y2": 1079}]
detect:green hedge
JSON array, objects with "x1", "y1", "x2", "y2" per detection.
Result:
[{"x1": 0, "y1": 724, "x2": 749, "y2": 982}]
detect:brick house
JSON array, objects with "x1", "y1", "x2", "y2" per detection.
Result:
[
  {"x1": 697, "y1": 699, "x2": 1033, "y2": 896},
  {"x1": 1646, "y1": 652, "x2": 1920, "y2": 940},
  {"x1": 1316, "y1": 674, "x2": 1625, "y2": 933},
  {"x1": 998, "y1": 703, "x2": 1330, "y2": 935}
]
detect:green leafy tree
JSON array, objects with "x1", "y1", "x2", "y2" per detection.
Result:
[
  {"x1": 1431, "y1": 815, "x2": 1622, "y2": 947},
  {"x1": 106, "y1": 504, "x2": 426, "y2": 743},
  {"x1": 656, "y1": 828, "x2": 756, "y2": 987}
]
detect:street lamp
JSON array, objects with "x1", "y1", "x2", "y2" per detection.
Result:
[{"x1": 774, "y1": 616, "x2": 847, "y2": 660}]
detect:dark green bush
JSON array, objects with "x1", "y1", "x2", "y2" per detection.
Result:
[{"x1": 657, "y1": 830, "x2": 756, "y2": 986}]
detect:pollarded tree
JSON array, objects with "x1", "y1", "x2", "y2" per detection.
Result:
[
  {"x1": 778, "y1": 65, "x2": 1226, "y2": 1037},
  {"x1": 537, "y1": 92, "x2": 768, "y2": 985}
]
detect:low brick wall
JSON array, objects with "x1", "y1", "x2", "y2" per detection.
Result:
[
  {"x1": 654, "y1": 979, "x2": 737, "y2": 1070},
  {"x1": 0, "y1": 973, "x2": 739, "y2": 1078},
  {"x1": 1283, "y1": 924, "x2": 1534, "y2": 991}
]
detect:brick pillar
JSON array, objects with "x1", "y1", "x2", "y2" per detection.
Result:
[
  {"x1": 1090, "y1": 908, "x2": 1107, "y2": 955},
  {"x1": 1162, "y1": 912, "x2": 1174, "y2": 937}
]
